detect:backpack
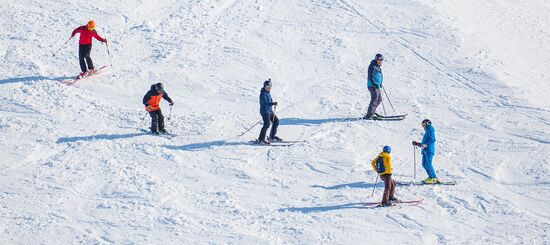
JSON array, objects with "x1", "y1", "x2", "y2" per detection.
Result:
[{"x1": 375, "y1": 157, "x2": 385, "y2": 173}]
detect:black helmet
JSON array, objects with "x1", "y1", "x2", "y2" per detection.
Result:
[
  {"x1": 421, "y1": 119, "x2": 432, "y2": 127},
  {"x1": 375, "y1": 53, "x2": 384, "y2": 60},
  {"x1": 154, "y1": 83, "x2": 164, "y2": 93},
  {"x1": 263, "y1": 78, "x2": 272, "y2": 88}
]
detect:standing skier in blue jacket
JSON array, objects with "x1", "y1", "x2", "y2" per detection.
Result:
[
  {"x1": 256, "y1": 79, "x2": 281, "y2": 144},
  {"x1": 412, "y1": 119, "x2": 440, "y2": 184},
  {"x1": 363, "y1": 53, "x2": 384, "y2": 120}
]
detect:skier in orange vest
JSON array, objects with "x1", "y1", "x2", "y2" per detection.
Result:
[{"x1": 143, "y1": 83, "x2": 174, "y2": 135}]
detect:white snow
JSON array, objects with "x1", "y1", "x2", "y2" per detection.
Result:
[{"x1": 1, "y1": 0, "x2": 549, "y2": 244}]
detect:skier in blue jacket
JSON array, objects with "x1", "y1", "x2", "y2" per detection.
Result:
[
  {"x1": 363, "y1": 53, "x2": 384, "y2": 120},
  {"x1": 256, "y1": 79, "x2": 281, "y2": 144},
  {"x1": 412, "y1": 119, "x2": 440, "y2": 184}
]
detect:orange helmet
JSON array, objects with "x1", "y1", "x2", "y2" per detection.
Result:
[{"x1": 87, "y1": 20, "x2": 95, "y2": 30}]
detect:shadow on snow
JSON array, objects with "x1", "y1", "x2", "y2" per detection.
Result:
[
  {"x1": 0, "y1": 75, "x2": 73, "y2": 84},
  {"x1": 57, "y1": 132, "x2": 147, "y2": 143},
  {"x1": 163, "y1": 140, "x2": 251, "y2": 151},
  {"x1": 279, "y1": 117, "x2": 358, "y2": 126},
  {"x1": 279, "y1": 202, "x2": 374, "y2": 213},
  {"x1": 310, "y1": 181, "x2": 383, "y2": 190},
  {"x1": 277, "y1": 182, "x2": 386, "y2": 213}
]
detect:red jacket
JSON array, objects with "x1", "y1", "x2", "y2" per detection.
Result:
[{"x1": 71, "y1": 26, "x2": 106, "y2": 45}]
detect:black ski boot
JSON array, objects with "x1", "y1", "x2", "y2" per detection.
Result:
[
  {"x1": 268, "y1": 136, "x2": 283, "y2": 142},
  {"x1": 379, "y1": 201, "x2": 394, "y2": 207},
  {"x1": 255, "y1": 139, "x2": 270, "y2": 145},
  {"x1": 363, "y1": 114, "x2": 373, "y2": 120},
  {"x1": 389, "y1": 197, "x2": 399, "y2": 202}
]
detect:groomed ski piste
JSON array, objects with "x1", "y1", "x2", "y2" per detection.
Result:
[{"x1": 1, "y1": 0, "x2": 549, "y2": 244}]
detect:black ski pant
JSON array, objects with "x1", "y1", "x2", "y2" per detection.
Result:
[
  {"x1": 78, "y1": 44, "x2": 94, "y2": 73},
  {"x1": 149, "y1": 109, "x2": 165, "y2": 133},
  {"x1": 366, "y1": 86, "x2": 382, "y2": 118},
  {"x1": 258, "y1": 112, "x2": 279, "y2": 141}
]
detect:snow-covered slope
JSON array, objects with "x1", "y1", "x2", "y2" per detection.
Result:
[
  {"x1": 418, "y1": 0, "x2": 550, "y2": 108},
  {"x1": 1, "y1": 0, "x2": 549, "y2": 244}
]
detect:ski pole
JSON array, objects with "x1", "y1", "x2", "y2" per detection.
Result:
[
  {"x1": 413, "y1": 145, "x2": 417, "y2": 181},
  {"x1": 381, "y1": 99, "x2": 387, "y2": 116},
  {"x1": 53, "y1": 37, "x2": 72, "y2": 57},
  {"x1": 137, "y1": 112, "x2": 148, "y2": 131},
  {"x1": 105, "y1": 42, "x2": 113, "y2": 68},
  {"x1": 238, "y1": 119, "x2": 262, "y2": 137},
  {"x1": 237, "y1": 105, "x2": 276, "y2": 137},
  {"x1": 167, "y1": 105, "x2": 173, "y2": 120},
  {"x1": 382, "y1": 86, "x2": 396, "y2": 113},
  {"x1": 371, "y1": 174, "x2": 379, "y2": 198}
]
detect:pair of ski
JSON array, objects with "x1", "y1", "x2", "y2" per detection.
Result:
[
  {"x1": 249, "y1": 140, "x2": 303, "y2": 147},
  {"x1": 363, "y1": 113, "x2": 407, "y2": 121},
  {"x1": 138, "y1": 129, "x2": 177, "y2": 139},
  {"x1": 341, "y1": 113, "x2": 407, "y2": 122},
  {"x1": 362, "y1": 199, "x2": 423, "y2": 208},
  {"x1": 397, "y1": 181, "x2": 457, "y2": 186},
  {"x1": 63, "y1": 65, "x2": 107, "y2": 85}
]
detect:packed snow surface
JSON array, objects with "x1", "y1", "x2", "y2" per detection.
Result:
[{"x1": 1, "y1": 0, "x2": 549, "y2": 244}]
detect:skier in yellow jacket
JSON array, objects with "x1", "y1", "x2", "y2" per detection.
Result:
[{"x1": 371, "y1": 146, "x2": 398, "y2": 206}]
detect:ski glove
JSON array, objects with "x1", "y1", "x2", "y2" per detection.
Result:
[
  {"x1": 146, "y1": 106, "x2": 153, "y2": 111},
  {"x1": 421, "y1": 144, "x2": 428, "y2": 149},
  {"x1": 169, "y1": 101, "x2": 174, "y2": 106},
  {"x1": 412, "y1": 141, "x2": 421, "y2": 146},
  {"x1": 272, "y1": 102, "x2": 278, "y2": 106}
]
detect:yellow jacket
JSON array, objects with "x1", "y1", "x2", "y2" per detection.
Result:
[{"x1": 371, "y1": 152, "x2": 392, "y2": 175}]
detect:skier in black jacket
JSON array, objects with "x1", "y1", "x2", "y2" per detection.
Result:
[{"x1": 143, "y1": 83, "x2": 174, "y2": 134}]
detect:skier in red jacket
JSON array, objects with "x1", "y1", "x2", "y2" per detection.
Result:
[{"x1": 71, "y1": 20, "x2": 107, "y2": 78}]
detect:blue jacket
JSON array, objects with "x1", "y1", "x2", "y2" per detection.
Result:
[
  {"x1": 259, "y1": 88, "x2": 274, "y2": 115},
  {"x1": 367, "y1": 59, "x2": 383, "y2": 88},
  {"x1": 421, "y1": 124, "x2": 436, "y2": 154}
]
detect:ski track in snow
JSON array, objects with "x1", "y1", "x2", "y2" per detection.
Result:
[{"x1": 1, "y1": 0, "x2": 549, "y2": 244}]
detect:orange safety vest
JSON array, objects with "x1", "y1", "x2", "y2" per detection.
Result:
[{"x1": 146, "y1": 94, "x2": 163, "y2": 111}]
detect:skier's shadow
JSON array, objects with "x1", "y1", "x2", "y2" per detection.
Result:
[
  {"x1": 278, "y1": 202, "x2": 373, "y2": 213},
  {"x1": 280, "y1": 117, "x2": 358, "y2": 126},
  {"x1": 0, "y1": 75, "x2": 73, "y2": 84},
  {"x1": 164, "y1": 140, "x2": 249, "y2": 151},
  {"x1": 277, "y1": 182, "x2": 385, "y2": 213},
  {"x1": 57, "y1": 132, "x2": 147, "y2": 143},
  {"x1": 310, "y1": 181, "x2": 383, "y2": 190}
]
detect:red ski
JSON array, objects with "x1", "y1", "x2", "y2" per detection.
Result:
[
  {"x1": 63, "y1": 65, "x2": 107, "y2": 85},
  {"x1": 363, "y1": 199, "x2": 423, "y2": 207}
]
